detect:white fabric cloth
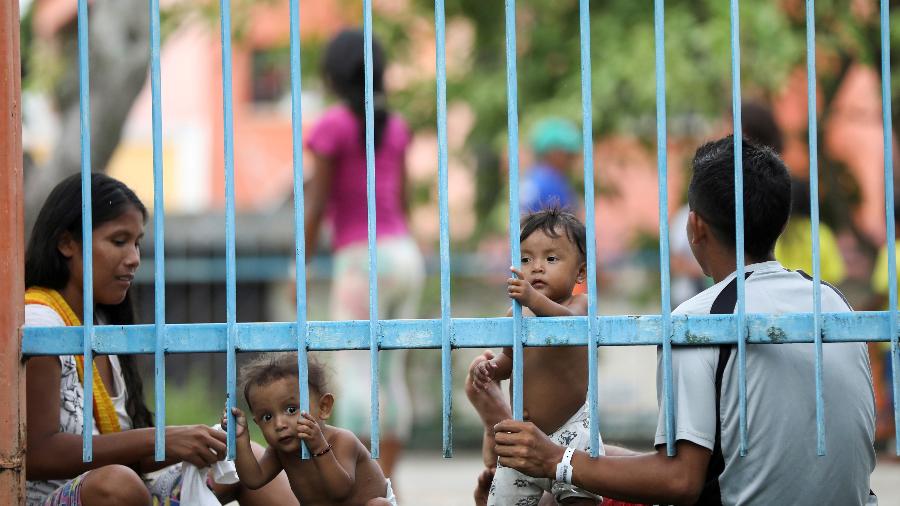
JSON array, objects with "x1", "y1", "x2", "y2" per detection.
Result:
[
  {"x1": 179, "y1": 424, "x2": 239, "y2": 506},
  {"x1": 655, "y1": 261, "x2": 875, "y2": 505},
  {"x1": 384, "y1": 478, "x2": 399, "y2": 506},
  {"x1": 329, "y1": 236, "x2": 424, "y2": 440}
]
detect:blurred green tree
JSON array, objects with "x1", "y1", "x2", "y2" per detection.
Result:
[{"x1": 379, "y1": 0, "x2": 899, "y2": 248}]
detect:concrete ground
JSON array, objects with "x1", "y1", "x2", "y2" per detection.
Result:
[{"x1": 393, "y1": 452, "x2": 900, "y2": 505}]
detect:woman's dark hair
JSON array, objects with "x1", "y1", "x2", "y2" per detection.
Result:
[
  {"x1": 25, "y1": 172, "x2": 154, "y2": 429},
  {"x1": 241, "y1": 353, "x2": 330, "y2": 411},
  {"x1": 520, "y1": 207, "x2": 587, "y2": 260},
  {"x1": 322, "y1": 28, "x2": 389, "y2": 149}
]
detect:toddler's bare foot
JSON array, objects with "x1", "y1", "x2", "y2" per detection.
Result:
[{"x1": 466, "y1": 350, "x2": 512, "y2": 428}]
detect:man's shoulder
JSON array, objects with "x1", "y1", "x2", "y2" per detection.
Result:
[{"x1": 672, "y1": 281, "x2": 726, "y2": 315}]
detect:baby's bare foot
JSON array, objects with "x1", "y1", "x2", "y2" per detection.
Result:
[{"x1": 466, "y1": 351, "x2": 511, "y2": 427}]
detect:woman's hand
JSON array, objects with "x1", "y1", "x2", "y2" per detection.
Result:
[
  {"x1": 297, "y1": 412, "x2": 329, "y2": 455},
  {"x1": 164, "y1": 425, "x2": 228, "y2": 468}
]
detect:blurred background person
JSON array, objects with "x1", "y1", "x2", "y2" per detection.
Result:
[
  {"x1": 740, "y1": 100, "x2": 846, "y2": 284},
  {"x1": 669, "y1": 203, "x2": 707, "y2": 307},
  {"x1": 521, "y1": 117, "x2": 582, "y2": 214},
  {"x1": 303, "y1": 28, "x2": 424, "y2": 481},
  {"x1": 868, "y1": 203, "x2": 899, "y2": 454},
  {"x1": 776, "y1": 179, "x2": 847, "y2": 284}
]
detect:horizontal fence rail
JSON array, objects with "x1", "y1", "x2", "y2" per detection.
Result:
[
  {"x1": 11, "y1": 0, "x2": 900, "y2": 469},
  {"x1": 22, "y1": 312, "x2": 900, "y2": 354}
]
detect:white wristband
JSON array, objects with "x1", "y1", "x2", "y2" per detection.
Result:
[{"x1": 555, "y1": 447, "x2": 576, "y2": 484}]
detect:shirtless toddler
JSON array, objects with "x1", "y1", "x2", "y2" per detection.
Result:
[
  {"x1": 469, "y1": 208, "x2": 603, "y2": 505},
  {"x1": 224, "y1": 353, "x2": 397, "y2": 506}
]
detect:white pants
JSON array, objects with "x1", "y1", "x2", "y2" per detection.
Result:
[
  {"x1": 329, "y1": 236, "x2": 425, "y2": 440},
  {"x1": 488, "y1": 403, "x2": 604, "y2": 505}
]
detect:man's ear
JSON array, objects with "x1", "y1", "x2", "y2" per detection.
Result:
[
  {"x1": 57, "y1": 231, "x2": 79, "y2": 259},
  {"x1": 687, "y1": 210, "x2": 707, "y2": 245},
  {"x1": 317, "y1": 393, "x2": 335, "y2": 420}
]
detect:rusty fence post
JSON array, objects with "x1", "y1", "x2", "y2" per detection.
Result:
[{"x1": 0, "y1": 0, "x2": 26, "y2": 503}]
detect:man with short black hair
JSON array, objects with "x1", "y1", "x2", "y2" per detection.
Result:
[{"x1": 492, "y1": 136, "x2": 876, "y2": 505}]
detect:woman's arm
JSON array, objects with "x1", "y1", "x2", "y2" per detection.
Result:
[
  {"x1": 401, "y1": 157, "x2": 410, "y2": 218},
  {"x1": 304, "y1": 154, "x2": 334, "y2": 262},
  {"x1": 27, "y1": 357, "x2": 230, "y2": 480},
  {"x1": 26, "y1": 357, "x2": 153, "y2": 479}
]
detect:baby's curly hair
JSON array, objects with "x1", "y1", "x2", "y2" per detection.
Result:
[{"x1": 240, "y1": 353, "x2": 330, "y2": 410}]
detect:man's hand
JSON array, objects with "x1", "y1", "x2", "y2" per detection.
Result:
[
  {"x1": 508, "y1": 266, "x2": 539, "y2": 307},
  {"x1": 297, "y1": 412, "x2": 329, "y2": 455},
  {"x1": 221, "y1": 406, "x2": 249, "y2": 440},
  {"x1": 469, "y1": 350, "x2": 500, "y2": 391},
  {"x1": 494, "y1": 419, "x2": 565, "y2": 479}
]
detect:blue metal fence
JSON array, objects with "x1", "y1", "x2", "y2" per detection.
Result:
[{"x1": 20, "y1": 0, "x2": 900, "y2": 465}]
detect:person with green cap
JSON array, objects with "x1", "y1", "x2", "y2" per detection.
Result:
[{"x1": 521, "y1": 117, "x2": 582, "y2": 213}]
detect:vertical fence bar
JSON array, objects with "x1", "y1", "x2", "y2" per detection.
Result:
[
  {"x1": 362, "y1": 0, "x2": 381, "y2": 457},
  {"x1": 149, "y1": 0, "x2": 167, "y2": 461},
  {"x1": 579, "y1": 0, "x2": 601, "y2": 457},
  {"x1": 805, "y1": 0, "x2": 826, "y2": 456},
  {"x1": 880, "y1": 0, "x2": 900, "y2": 456},
  {"x1": 729, "y1": 0, "x2": 749, "y2": 456},
  {"x1": 504, "y1": 0, "x2": 524, "y2": 421},
  {"x1": 288, "y1": 0, "x2": 310, "y2": 460},
  {"x1": 434, "y1": 0, "x2": 454, "y2": 458},
  {"x1": 219, "y1": 0, "x2": 238, "y2": 460},
  {"x1": 77, "y1": 0, "x2": 95, "y2": 462},
  {"x1": 0, "y1": 0, "x2": 26, "y2": 498},
  {"x1": 654, "y1": 0, "x2": 676, "y2": 457}
]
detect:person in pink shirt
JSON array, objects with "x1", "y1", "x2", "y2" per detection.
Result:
[{"x1": 303, "y1": 28, "x2": 424, "y2": 481}]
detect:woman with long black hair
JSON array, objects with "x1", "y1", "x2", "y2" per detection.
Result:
[{"x1": 25, "y1": 173, "x2": 296, "y2": 505}]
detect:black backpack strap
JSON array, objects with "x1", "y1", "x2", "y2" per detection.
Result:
[{"x1": 694, "y1": 272, "x2": 751, "y2": 505}]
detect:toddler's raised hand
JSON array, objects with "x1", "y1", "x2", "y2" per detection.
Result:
[
  {"x1": 507, "y1": 266, "x2": 537, "y2": 307},
  {"x1": 297, "y1": 412, "x2": 329, "y2": 455},
  {"x1": 221, "y1": 406, "x2": 249, "y2": 439}
]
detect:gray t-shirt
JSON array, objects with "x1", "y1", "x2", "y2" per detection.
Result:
[{"x1": 655, "y1": 261, "x2": 875, "y2": 505}]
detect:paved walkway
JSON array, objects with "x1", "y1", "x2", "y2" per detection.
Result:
[{"x1": 394, "y1": 452, "x2": 900, "y2": 505}]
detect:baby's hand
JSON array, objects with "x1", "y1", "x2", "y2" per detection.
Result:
[
  {"x1": 221, "y1": 406, "x2": 249, "y2": 439},
  {"x1": 468, "y1": 351, "x2": 499, "y2": 391},
  {"x1": 507, "y1": 266, "x2": 538, "y2": 307},
  {"x1": 297, "y1": 412, "x2": 329, "y2": 455}
]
